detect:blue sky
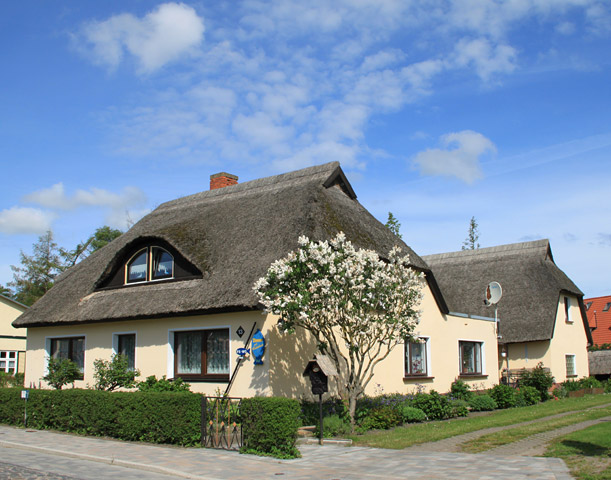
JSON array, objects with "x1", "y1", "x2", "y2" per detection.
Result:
[{"x1": 1, "y1": 1, "x2": 610, "y2": 298}]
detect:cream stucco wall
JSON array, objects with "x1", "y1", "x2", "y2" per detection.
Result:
[
  {"x1": 0, "y1": 296, "x2": 27, "y2": 373},
  {"x1": 24, "y1": 283, "x2": 499, "y2": 396},
  {"x1": 499, "y1": 295, "x2": 590, "y2": 383}
]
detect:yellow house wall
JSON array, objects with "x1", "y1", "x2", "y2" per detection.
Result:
[
  {"x1": 25, "y1": 311, "x2": 278, "y2": 395},
  {"x1": 365, "y1": 284, "x2": 499, "y2": 395},
  {"x1": 549, "y1": 295, "x2": 590, "y2": 382},
  {"x1": 499, "y1": 295, "x2": 590, "y2": 383},
  {"x1": 0, "y1": 297, "x2": 27, "y2": 373},
  {"x1": 24, "y1": 284, "x2": 499, "y2": 397}
]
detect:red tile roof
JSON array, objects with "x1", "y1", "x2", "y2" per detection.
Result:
[{"x1": 585, "y1": 295, "x2": 611, "y2": 346}]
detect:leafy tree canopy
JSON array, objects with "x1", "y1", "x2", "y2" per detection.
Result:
[
  {"x1": 43, "y1": 357, "x2": 81, "y2": 390},
  {"x1": 62, "y1": 225, "x2": 123, "y2": 267},
  {"x1": 254, "y1": 232, "x2": 424, "y2": 428}
]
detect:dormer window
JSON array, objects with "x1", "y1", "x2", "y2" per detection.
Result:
[{"x1": 126, "y1": 247, "x2": 174, "y2": 284}]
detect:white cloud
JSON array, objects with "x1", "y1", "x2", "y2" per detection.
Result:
[
  {"x1": 412, "y1": 130, "x2": 496, "y2": 183},
  {"x1": 0, "y1": 207, "x2": 55, "y2": 235},
  {"x1": 23, "y1": 183, "x2": 146, "y2": 211},
  {"x1": 78, "y1": 3, "x2": 204, "y2": 73},
  {"x1": 453, "y1": 38, "x2": 517, "y2": 81}
]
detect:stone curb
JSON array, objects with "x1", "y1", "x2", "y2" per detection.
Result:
[{"x1": 0, "y1": 440, "x2": 219, "y2": 480}]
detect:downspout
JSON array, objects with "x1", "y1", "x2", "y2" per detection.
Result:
[{"x1": 224, "y1": 322, "x2": 257, "y2": 396}]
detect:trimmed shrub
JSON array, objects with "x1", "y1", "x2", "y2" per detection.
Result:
[
  {"x1": 358, "y1": 405, "x2": 402, "y2": 431},
  {"x1": 515, "y1": 386, "x2": 540, "y2": 406},
  {"x1": 449, "y1": 399, "x2": 469, "y2": 417},
  {"x1": 0, "y1": 388, "x2": 201, "y2": 446},
  {"x1": 240, "y1": 397, "x2": 300, "y2": 459},
  {"x1": 518, "y1": 363, "x2": 554, "y2": 401},
  {"x1": 300, "y1": 398, "x2": 345, "y2": 426},
  {"x1": 450, "y1": 379, "x2": 472, "y2": 401},
  {"x1": 0, "y1": 372, "x2": 24, "y2": 388},
  {"x1": 576, "y1": 377, "x2": 603, "y2": 389},
  {"x1": 468, "y1": 394, "x2": 497, "y2": 412},
  {"x1": 490, "y1": 384, "x2": 516, "y2": 409},
  {"x1": 412, "y1": 391, "x2": 453, "y2": 420},
  {"x1": 399, "y1": 406, "x2": 427, "y2": 423},
  {"x1": 136, "y1": 375, "x2": 191, "y2": 393}
]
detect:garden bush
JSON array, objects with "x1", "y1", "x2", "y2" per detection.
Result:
[
  {"x1": 300, "y1": 398, "x2": 345, "y2": 426},
  {"x1": 449, "y1": 398, "x2": 469, "y2": 417},
  {"x1": 136, "y1": 375, "x2": 191, "y2": 392},
  {"x1": 0, "y1": 372, "x2": 24, "y2": 388},
  {"x1": 468, "y1": 394, "x2": 497, "y2": 411},
  {"x1": 450, "y1": 379, "x2": 472, "y2": 401},
  {"x1": 358, "y1": 405, "x2": 402, "y2": 431},
  {"x1": 490, "y1": 384, "x2": 516, "y2": 409},
  {"x1": 314, "y1": 414, "x2": 352, "y2": 438},
  {"x1": 411, "y1": 391, "x2": 453, "y2": 420},
  {"x1": 240, "y1": 397, "x2": 301, "y2": 459},
  {"x1": 515, "y1": 386, "x2": 540, "y2": 407},
  {"x1": 0, "y1": 388, "x2": 201, "y2": 445},
  {"x1": 399, "y1": 406, "x2": 427, "y2": 423},
  {"x1": 518, "y1": 362, "x2": 554, "y2": 401}
]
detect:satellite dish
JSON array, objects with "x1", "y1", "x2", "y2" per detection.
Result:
[{"x1": 484, "y1": 281, "x2": 502, "y2": 306}]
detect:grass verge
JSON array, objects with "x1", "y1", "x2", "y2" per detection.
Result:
[
  {"x1": 348, "y1": 395, "x2": 611, "y2": 450},
  {"x1": 544, "y1": 421, "x2": 611, "y2": 480},
  {"x1": 460, "y1": 406, "x2": 611, "y2": 453}
]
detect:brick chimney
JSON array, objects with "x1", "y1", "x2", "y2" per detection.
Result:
[{"x1": 210, "y1": 172, "x2": 238, "y2": 190}]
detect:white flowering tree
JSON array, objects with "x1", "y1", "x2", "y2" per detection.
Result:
[{"x1": 254, "y1": 232, "x2": 424, "y2": 428}]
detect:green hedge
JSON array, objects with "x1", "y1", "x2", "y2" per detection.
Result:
[
  {"x1": 240, "y1": 397, "x2": 301, "y2": 458},
  {"x1": 0, "y1": 388, "x2": 201, "y2": 446}
]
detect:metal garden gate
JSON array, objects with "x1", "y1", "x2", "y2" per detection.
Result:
[{"x1": 201, "y1": 396, "x2": 242, "y2": 450}]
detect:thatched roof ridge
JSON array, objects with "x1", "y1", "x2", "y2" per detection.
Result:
[
  {"x1": 423, "y1": 240, "x2": 589, "y2": 344},
  {"x1": 14, "y1": 162, "x2": 427, "y2": 328},
  {"x1": 588, "y1": 350, "x2": 611, "y2": 376}
]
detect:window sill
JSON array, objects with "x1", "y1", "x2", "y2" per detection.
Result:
[
  {"x1": 403, "y1": 376, "x2": 434, "y2": 380},
  {"x1": 174, "y1": 376, "x2": 230, "y2": 383},
  {"x1": 566, "y1": 375, "x2": 578, "y2": 378},
  {"x1": 459, "y1": 374, "x2": 488, "y2": 379}
]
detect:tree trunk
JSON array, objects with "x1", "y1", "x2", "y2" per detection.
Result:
[{"x1": 348, "y1": 393, "x2": 358, "y2": 433}]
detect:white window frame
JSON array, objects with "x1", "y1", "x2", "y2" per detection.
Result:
[
  {"x1": 458, "y1": 339, "x2": 486, "y2": 376},
  {"x1": 0, "y1": 351, "x2": 18, "y2": 374},
  {"x1": 404, "y1": 336, "x2": 431, "y2": 377},
  {"x1": 112, "y1": 331, "x2": 137, "y2": 370},
  {"x1": 565, "y1": 353, "x2": 577, "y2": 378},
  {"x1": 44, "y1": 334, "x2": 87, "y2": 376},
  {"x1": 167, "y1": 326, "x2": 232, "y2": 380}
]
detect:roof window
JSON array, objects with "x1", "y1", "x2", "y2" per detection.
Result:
[
  {"x1": 586, "y1": 302, "x2": 592, "y2": 310},
  {"x1": 126, "y1": 247, "x2": 174, "y2": 284},
  {"x1": 603, "y1": 302, "x2": 611, "y2": 312}
]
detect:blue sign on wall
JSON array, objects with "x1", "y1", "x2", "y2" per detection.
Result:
[{"x1": 251, "y1": 329, "x2": 265, "y2": 365}]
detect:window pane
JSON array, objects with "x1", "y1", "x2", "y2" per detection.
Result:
[
  {"x1": 152, "y1": 248, "x2": 173, "y2": 280},
  {"x1": 460, "y1": 342, "x2": 481, "y2": 374},
  {"x1": 176, "y1": 332, "x2": 201, "y2": 374},
  {"x1": 127, "y1": 251, "x2": 148, "y2": 282},
  {"x1": 0, "y1": 361, "x2": 5, "y2": 370},
  {"x1": 52, "y1": 339, "x2": 70, "y2": 360},
  {"x1": 72, "y1": 337, "x2": 85, "y2": 372},
  {"x1": 207, "y1": 330, "x2": 229, "y2": 375},
  {"x1": 118, "y1": 334, "x2": 136, "y2": 370},
  {"x1": 566, "y1": 355, "x2": 575, "y2": 376}
]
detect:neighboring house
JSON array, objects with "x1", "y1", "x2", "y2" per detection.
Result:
[
  {"x1": 12, "y1": 162, "x2": 499, "y2": 397},
  {"x1": 588, "y1": 350, "x2": 611, "y2": 381},
  {"x1": 584, "y1": 295, "x2": 611, "y2": 347},
  {"x1": 0, "y1": 294, "x2": 28, "y2": 375},
  {"x1": 423, "y1": 241, "x2": 592, "y2": 384}
]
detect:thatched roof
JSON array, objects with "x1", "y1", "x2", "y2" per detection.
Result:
[
  {"x1": 423, "y1": 240, "x2": 592, "y2": 344},
  {"x1": 588, "y1": 350, "x2": 611, "y2": 376},
  {"x1": 14, "y1": 162, "x2": 429, "y2": 328}
]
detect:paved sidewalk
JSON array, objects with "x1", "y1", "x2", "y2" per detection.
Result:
[{"x1": 0, "y1": 425, "x2": 572, "y2": 480}]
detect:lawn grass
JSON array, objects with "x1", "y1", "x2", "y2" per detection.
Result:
[
  {"x1": 348, "y1": 395, "x2": 611, "y2": 450},
  {"x1": 460, "y1": 405, "x2": 611, "y2": 453},
  {"x1": 544, "y1": 421, "x2": 611, "y2": 480}
]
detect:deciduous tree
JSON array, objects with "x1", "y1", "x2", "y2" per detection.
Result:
[{"x1": 254, "y1": 233, "x2": 423, "y2": 429}]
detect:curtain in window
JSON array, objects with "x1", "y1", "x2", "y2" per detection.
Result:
[
  {"x1": 176, "y1": 333, "x2": 201, "y2": 374},
  {"x1": 207, "y1": 330, "x2": 229, "y2": 374},
  {"x1": 118, "y1": 334, "x2": 136, "y2": 370},
  {"x1": 460, "y1": 342, "x2": 481, "y2": 374},
  {"x1": 409, "y1": 342, "x2": 426, "y2": 374}
]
